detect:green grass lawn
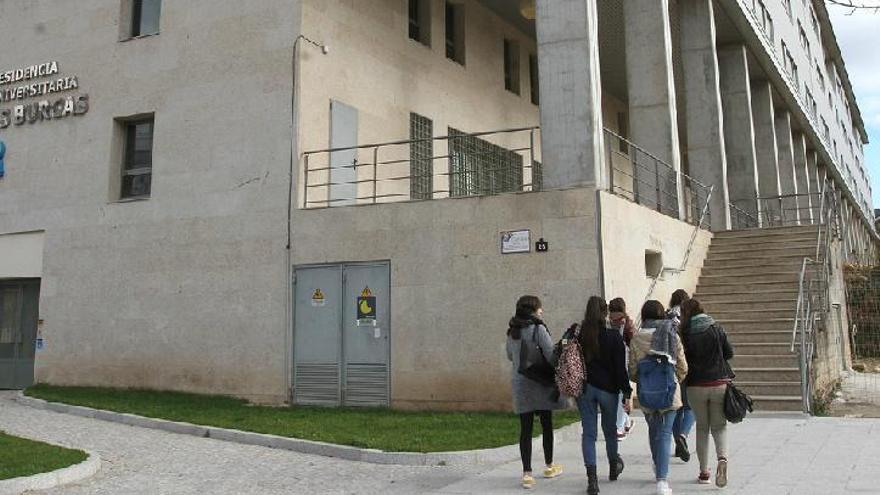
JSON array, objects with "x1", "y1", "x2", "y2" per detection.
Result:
[
  {"x1": 26, "y1": 384, "x2": 580, "y2": 453},
  {"x1": 0, "y1": 432, "x2": 87, "y2": 481}
]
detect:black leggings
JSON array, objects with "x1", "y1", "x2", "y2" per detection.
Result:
[{"x1": 519, "y1": 410, "x2": 553, "y2": 472}]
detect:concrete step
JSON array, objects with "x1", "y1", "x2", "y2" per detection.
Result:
[
  {"x1": 695, "y1": 291, "x2": 799, "y2": 304},
  {"x1": 750, "y1": 395, "x2": 804, "y2": 412},
  {"x1": 709, "y1": 236, "x2": 817, "y2": 250},
  {"x1": 708, "y1": 244, "x2": 817, "y2": 257},
  {"x1": 695, "y1": 282, "x2": 799, "y2": 295},
  {"x1": 734, "y1": 343, "x2": 794, "y2": 355},
  {"x1": 709, "y1": 309, "x2": 797, "y2": 321},
  {"x1": 733, "y1": 368, "x2": 800, "y2": 382},
  {"x1": 731, "y1": 354, "x2": 799, "y2": 368},
  {"x1": 705, "y1": 252, "x2": 812, "y2": 264},
  {"x1": 698, "y1": 272, "x2": 800, "y2": 284},
  {"x1": 718, "y1": 319, "x2": 795, "y2": 332},
  {"x1": 736, "y1": 381, "x2": 802, "y2": 396},
  {"x1": 727, "y1": 331, "x2": 792, "y2": 344},
  {"x1": 713, "y1": 225, "x2": 820, "y2": 240},
  {"x1": 702, "y1": 299, "x2": 797, "y2": 312},
  {"x1": 700, "y1": 259, "x2": 807, "y2": 274}
]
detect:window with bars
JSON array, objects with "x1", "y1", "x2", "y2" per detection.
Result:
[
  {"x1": 409, "y1": 113, "x2": 433, "y2": 200},
  {"x1": 120, "y1": 117, "x2": 154, "y2": 199},
  {"x1": 448, "y1": 128, "x2": 522, "y2": 197},
  {"x1": 531, "y1": 160, "x2": 543, "y2": 191}
]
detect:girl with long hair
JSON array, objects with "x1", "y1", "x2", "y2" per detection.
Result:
[
  {"x1": 679, "y1": 298, "x2": 735, "y2": 488},
  {"x1": 506, "y1": 295, "x2": 567, "y2": 489},
  {"x1": 576, "y1": 296, "x2": 631, "y2": 495}
]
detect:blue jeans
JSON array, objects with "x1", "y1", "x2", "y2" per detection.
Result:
[
  {"x1": 616, "y1": 392, "x2": 630, "y2": 431},
  {"x1": 673, "y1": 386, "x2": 695, "y2": 438},
  {"x1": 646, "y1": 409, "x2": 677, "y2": 480},
  {"x1": 577, "y1": 385, "x2": 620, "y2": 467}
]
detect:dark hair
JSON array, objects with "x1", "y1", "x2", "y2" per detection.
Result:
[
  {"x1": 669, "y1": 289, "x2": 690, "y2": 309},
  {"x1": 679, "y1": 298, "x2": 705, "y2": 333},
  {"x1": 507, "y1": 295, "x2": 543, "y2": 339},
  {"x1": 641, "y1": 300, "x2": 666, "y2": 322},
  {"x1": 579, "y1": 296, "x2": 608, "y2": 363},
  {"x1": 609, "y1": 297, "x2": 626, "y2": 313}
]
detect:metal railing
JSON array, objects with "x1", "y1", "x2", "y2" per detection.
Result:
[
  {"x1": 757, "y1": 192, "x2": 825, "y2": 228},
  {"x1": 729, "y1": 202, "x2": 760, "y2": 230},
  {"x1": 301, "y1": 127, "x2": 541, "y2": 208},
  {"x1": 603, "y1": 129, "x2": 712, "y2": 227},
  {"x1": 790, "y1": 178, "x2": 841, "y2": 413}
]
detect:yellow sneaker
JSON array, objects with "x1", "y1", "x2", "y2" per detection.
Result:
[
  {"x1": 522, "y1": 474, "x2": 536, "y2": 489},
  {"x1": 543, "y1": 464, "x2": 563, "y2": 479}
]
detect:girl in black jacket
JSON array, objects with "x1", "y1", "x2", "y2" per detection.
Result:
[
  {"x1": 577, "y1": 296, "x2": 632, "y2": 495},
  {"x1": 680, "y1": 299, "x2": 734, "y2": 489}
]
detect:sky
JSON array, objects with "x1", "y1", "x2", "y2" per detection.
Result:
[{"x1": 827, "y1": 6, "x2": 880, "y2": 212}]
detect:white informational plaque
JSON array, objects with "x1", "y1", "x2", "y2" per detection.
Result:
[{"x1": 501, "y1": 230, "x2": 531, "y2": 254}]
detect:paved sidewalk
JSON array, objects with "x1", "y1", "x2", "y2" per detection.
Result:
[{"x1": 3, "y1": 391, "x2": 880, "y2": 494}]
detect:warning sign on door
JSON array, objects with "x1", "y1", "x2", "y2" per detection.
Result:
[
  {"x1": 357, "y1": 286, "x2": 377, "y2": 326},
  {"x1": 311, "y1": 288, "x2": 326, "y2": 307}
]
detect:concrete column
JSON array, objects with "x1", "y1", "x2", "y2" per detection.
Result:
[
  {"x1": 536, "y1": 0, "x2": 605, "y2": 189},
  {"x1": 623, "y1": 0, "x2": 685, "y2": 219},
  {"x1": 793, "y1": 133, "x2": 813, "y2": 224},
  {"x1": 718, "y1": 44, "x2": 759, "y2": 225},
  {"x1": 679, "y1": 0, "x2": 730, "y2": 230},
  {"x1": 774, "y1": 111, "x2": 799, "y2": 225},
  {"x1": 807, "y1": 151, "x2": 821, "y2": 220},
  {"x1": 751, "y1": 81, "x2": 781, "y2": 225}
]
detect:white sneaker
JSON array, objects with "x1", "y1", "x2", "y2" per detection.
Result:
[{"x1": 656, "y1": 480, "x2": 673, "y2": 495}]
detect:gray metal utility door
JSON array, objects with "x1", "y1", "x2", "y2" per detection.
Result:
[
  {"x1": 293, "y1": 263, "x2": 390, "y2": 407},
  {"x1": 0, "y1": 280, "x2": 39, "y2": 390}
]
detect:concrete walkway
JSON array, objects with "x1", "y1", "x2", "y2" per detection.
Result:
[{"x1": 2, "y1": 392, "x2": 880, "y2": 494}]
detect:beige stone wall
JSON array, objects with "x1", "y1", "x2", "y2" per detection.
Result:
[
  {"x1": 291, "y1": 188, "x2": 602, "y2": 411},
  {"x1": 812, "y1": 239, "x2": 852, "y2": 401},
  {"x1": 0, "y1": 0, "x2": 300, "y2": 403},
  {"x1": 297, "y1": 0, "x2": 541, "y2": 205},
  {"x1": 599, "y1": 191, "x2": 712, "y2": 315}
]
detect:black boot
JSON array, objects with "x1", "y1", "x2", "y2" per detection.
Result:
[
  {"x1": 586, "y1": 465, "x2": 600, "y2": 495},
  {"x1": 609, "y1": 455, "x2": 625, "y2": 481}
]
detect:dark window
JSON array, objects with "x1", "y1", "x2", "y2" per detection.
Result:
[
  {"x1": 408, "y1": 0, "x2": 431, "y2": 46},
  {"x1": 529, "y1": 54, "x2": 539, "y2": 105},
  {"x1": 503, "y1": 39, "x2": 521, "y2": 95},
  {"x1": 121, "y1": 118, "x2": 154, "y2": 199},
  {"x1": 131, "y1": 0, "x2": 161, "y2": 37},
  {"x1": 617, "y1": 112, "x2": 630, "y2": 154},
  {"x1": 531, "y1": 160, "x2": 543, "y2": 191},
  {"x1": 409, "y1": 113, "x2": 434, "y2": 200},
  {"x1": 448, "y1": 127, "x2": 522, "y2": 197},
  {"x1": 445, "y1": 2, "x2": 465, "y2": 65}
]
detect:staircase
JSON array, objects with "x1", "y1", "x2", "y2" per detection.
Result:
[{"x1": 694, "y1": 225, "x2": 819, "y2": 412}]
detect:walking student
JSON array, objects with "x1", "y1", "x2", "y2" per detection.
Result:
[
  {"x1": 608, "y1": 297, "x2": 635, "y2": 440},
  {"x1": 680, "y1": 298, "x2": 735, "y2": 488},
  {"x1": 577, "y1": 296, "x2": 631, "y2": 495},
  {"x1": 629, "y1": 300, "x2": 688, "y2": 495},
  {"x1": 667, "y1": 289, "x2": 695, "y2": 463},
  {"x1": 506, "y1": 295, "x2": 567, "y2": 489}
]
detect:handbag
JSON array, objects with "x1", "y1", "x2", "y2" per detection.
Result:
[
  {"x1": 518, "y1": 325, "x2": 557, "y2": 387},
  {"x1": 723, "y1": 382, "x2": 754, "y2": 423}
]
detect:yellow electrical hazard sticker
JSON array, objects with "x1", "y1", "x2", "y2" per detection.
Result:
[
  {"x1": 357, "y1": 286, "x2": 377, "y2": 323},
  {"x1": 311, "y1": 288, "x2": 326, "y2": 307}
]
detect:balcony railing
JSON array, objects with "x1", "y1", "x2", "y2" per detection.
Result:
[
  {"x1": 758, "y1": 192, "x2": 825, "y2": 227},
  {"x1": 301, "y1": 127, "x2": 541, "y2": 208},
  {"x1": 603, "y1": 129, "x2": 712, "y2": 228}
]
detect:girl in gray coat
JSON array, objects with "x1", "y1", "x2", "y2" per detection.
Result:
[{"x1": 506, "y1": 295, "x2": 567, "y2": 489}]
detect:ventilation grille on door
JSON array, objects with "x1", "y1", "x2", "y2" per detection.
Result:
[
  {"x1": 344, "y1": 363, "x2": 389, "y2": 407},
  {"x1": 294, "y1": 363, "x2": 339, "y2": 406}
]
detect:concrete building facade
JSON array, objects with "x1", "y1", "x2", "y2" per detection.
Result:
[{"x1": 0, "y1": 0, "x2": 876, "y2": 409}]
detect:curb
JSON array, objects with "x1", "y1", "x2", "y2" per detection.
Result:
[
  {"x1": 16, "y1": 393, "x2": 582, "y2": 466},
  {"x1": 0, "y1": 450, "x2": 100, "y2": 495}
]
